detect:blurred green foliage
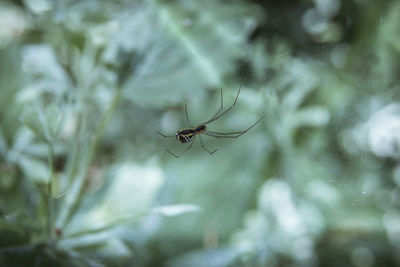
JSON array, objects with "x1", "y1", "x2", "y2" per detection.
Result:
[{"x1": 1, "y1": 0, "x2": 400, "y2": 266}]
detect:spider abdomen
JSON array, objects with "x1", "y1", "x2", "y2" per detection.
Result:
[
  {"x1": 176, "y1": 125, "x2": 207, "y2": 143},
  {"x1": 176, "y1": 128, "x2": 195, "y2": 143}
]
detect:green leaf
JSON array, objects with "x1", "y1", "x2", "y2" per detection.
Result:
[
  {"x1": 18, "y1": 155, "x2": 50, "y2": 183},
  {"x1": 151, "y1": 204, "x2": 201, "y2": 217}
]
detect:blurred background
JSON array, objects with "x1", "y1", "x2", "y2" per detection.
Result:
[{"x1": 1, "y1": 0, "x2": 400, "y2": 266}]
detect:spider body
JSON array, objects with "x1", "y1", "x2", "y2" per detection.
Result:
[
  {"x1": 176, "y1": 125, "x2": 207, "y2": 143},
  {"x1": 156, "y1": 86, "x2": 265, "y2": 158}
]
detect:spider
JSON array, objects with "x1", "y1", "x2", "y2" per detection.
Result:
[{"x1": 156, "y1": 86, "x2": 265, "y2": 158}]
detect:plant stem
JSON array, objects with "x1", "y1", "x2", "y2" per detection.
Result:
[
  {"x1": 55, "y1": 89, "x2": 121, "y2": 232},
  {"x1": 46, "y1": 140, "x2": 55, "y2": 240}
]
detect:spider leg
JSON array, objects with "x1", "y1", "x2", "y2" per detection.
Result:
[
  {"x1": 200, "y1": 88, "x2": 224, "y2": 125},
  {"x1": 166, "y1": 149, "x2": 180, "y2": 158},
  {"x1": 199, "y1": 135, "x2": 217, "y2": 154},
  {"x1": 156, "y1": 131, "x2": 175, "y2": 138},
  {"x1": 184, "y1": 104, "x2": 193, "y2": 127},
  {"x1": 208, "y1": 88, "x2": 224, "y2": 121},
  {"x1": 204, "y1": 86, "x2": 241, "y2": 125},
  {"x1": 207, "y1": 130, "x2": 245, "y2": 135},
  {"x1": 206, "y1": 133, "x2": 242, "y2": 138},
  {"x1": 166, "y1": 138, "x2": 195, "y2": 158},
  {"x1": 205, "y1": 114, "x2": 265, "y2": 138}
]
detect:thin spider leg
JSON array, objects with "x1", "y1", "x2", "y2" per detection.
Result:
[
  {"x1": 166, "y1": 138, "x2": 195, "y2": 158},
  {"x1": 200, "y1": 88, "x2": 224, "y2": 126},
  {"x1": 206, "y1": 114, "x2": 265, "y2": 138},
  {"x1": 203, "y1": 86, "x2": 241, "y2": 125},
  {"x1": 184, "y1": 104, "x2": 193, "y2": 127},
  {"x1": 208, "y1": 88, "x2": 224, "y2": 121},
  {"x1": 207, "y1": 130, "x2": 246, "y2": 135},
  {"x1": 156, "y1": 131, "x2": 175, "y2": 138},
  {"x1": 205, "y1": 133, "x2": 242, "y2": 138},
  {"x1": 199, "y1": 135, "x2": 217, "y2": 154},
  {"x1": 166, "y1": 149, "x2": 180, "y2": 158}
]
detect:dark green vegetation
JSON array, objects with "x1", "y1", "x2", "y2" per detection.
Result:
[{"x1": 1, "y1": 0, "x2": 400, "y2": 266}]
